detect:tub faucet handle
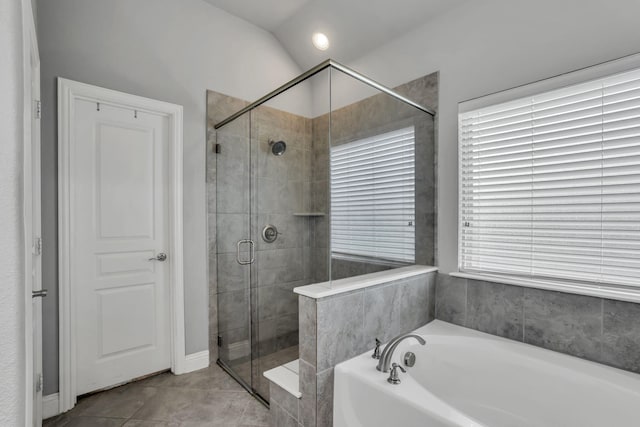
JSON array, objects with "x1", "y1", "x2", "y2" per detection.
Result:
[
  {"x1": 387, "y1": 363, "x2": 406, "y2": 385},
  {"x1": 372, "y1": 338, "x2": 382, "y2": 359},
  {"x1": 377, "y1": 333, "x2": 426, "y2": 372}
]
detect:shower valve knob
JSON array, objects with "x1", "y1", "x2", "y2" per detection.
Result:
[{"x1": 262, "y1": 225, "x2": 279, "y2": 243}]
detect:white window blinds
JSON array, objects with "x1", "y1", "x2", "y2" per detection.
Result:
[
  {"x1": 331, "y1": 126, "x2": 416, "y2": 264},
  {"x1": 459, "y1": 67, "x2": 640, "y2": 288}
]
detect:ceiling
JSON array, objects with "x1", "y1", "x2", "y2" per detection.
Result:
[{"x1": 203, "y1": 0, "x2": 466, "y2": 70}]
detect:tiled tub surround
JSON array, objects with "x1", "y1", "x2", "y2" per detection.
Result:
[
  {"x1": 436, "y1": 273, "x2": 640, "y2": 373},
  {"x1": 292, "y1": 267, "x2": 437, "y2": 427}
]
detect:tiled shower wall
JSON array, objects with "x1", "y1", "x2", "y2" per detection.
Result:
[
  {"x1": 436, "y1": 273, "x2": 640, "y2": 373},
  {"x1": 206, "y1": 91, "x2": 248, "y2": 364}
]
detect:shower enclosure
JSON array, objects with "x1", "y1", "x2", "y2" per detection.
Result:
[{"x1": 207, "y1": 60, "x2": 436, "y2": 404}]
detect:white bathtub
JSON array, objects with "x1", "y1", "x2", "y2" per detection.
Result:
[{"x1": 333, "y1": 320, "x2": 640, "y2": 427}]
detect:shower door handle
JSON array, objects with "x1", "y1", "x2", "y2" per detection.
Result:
[{"x1": 236, "y1": 239, "x2": 255, "y2": 265}]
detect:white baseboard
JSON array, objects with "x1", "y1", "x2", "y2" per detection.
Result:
[
  {"x1": 42, "y1": 393, "x2": 60, "y2": 420},
  {"x1": 182, "y1": 350, "x2": 210, "y2": 373}
]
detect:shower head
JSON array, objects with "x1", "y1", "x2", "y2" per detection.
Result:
[{"x1": 269, "y1": 140, "x2": 287, "y2": 156}]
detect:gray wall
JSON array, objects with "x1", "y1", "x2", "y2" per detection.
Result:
[
  {"x1": 0, "y1": 0, "x2": 26, "y2": 423},
  {"x1": 346, "y1": 0, "x2": 640, "y2": 274},
  {"x1": 37, "y1": 0, "x2": 303, "y2": 394},
  {"x1": 436, "y1": 274, "x2": 640, "y2": 373}
]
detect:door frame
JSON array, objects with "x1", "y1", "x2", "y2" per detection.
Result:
[
  {"x1": 58, "y1": 78, "x2": 185, "y2": 413},
  {"x1": 22, "y1": 0, "x2": 40, "y2": 424}
]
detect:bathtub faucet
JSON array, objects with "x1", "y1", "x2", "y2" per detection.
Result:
[{"x1": 376, "y1": 333, "x2": 426, "y2": 373}]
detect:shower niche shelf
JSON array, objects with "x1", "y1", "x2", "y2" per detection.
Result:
[{"x1": 293, "y1": 212, "x2": 326, "y2": 217}]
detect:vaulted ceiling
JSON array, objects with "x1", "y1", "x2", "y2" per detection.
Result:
[{"x1": 202, "y1": 0, "x2": 466, "y2": 70}]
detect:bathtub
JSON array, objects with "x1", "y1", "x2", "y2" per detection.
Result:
[{"x1": 333, "y1": 320, "x2": 640, "y2": 427}]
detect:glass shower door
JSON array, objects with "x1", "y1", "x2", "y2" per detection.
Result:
[
  {"x1": 249, "y1": 102, "x2": 306, "y2": 401},
  {"x1": 213, "y1": 68, "x2": 329, "y2": 403},
  {"x1": 215, "y1": 110, "x2": 253, "y2": 388}
]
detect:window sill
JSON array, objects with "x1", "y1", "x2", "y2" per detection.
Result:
[
  {"x1": 451, "y1": 271, "x2": 640, "y2": 304},
  {"x1": 295, "y1": 265, "x2": 438, "y2": 299}
]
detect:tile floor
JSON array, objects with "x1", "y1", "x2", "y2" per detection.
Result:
[
  {"x1": 43, "y1": 365, "x2": 270, "y2": 427},
  {"x1": 232, "y1": 345, "x2": 299, "y2": 401}
]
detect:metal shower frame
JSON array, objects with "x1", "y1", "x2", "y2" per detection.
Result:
[{"x1": 214, "y1": 59, "x2": 435, "y2": 129}]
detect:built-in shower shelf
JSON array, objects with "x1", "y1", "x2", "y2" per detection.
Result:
[{"x1": 293, "y1": 212, "x2": 326, "y2": 217}]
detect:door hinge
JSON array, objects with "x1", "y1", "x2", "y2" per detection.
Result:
[
  {"x1": 35, "y1": 373, "x2": 43, "y2": 393},
  {"x1": 217, "y1": 336, "x2": 222, "y2": 347},
  {"x1": 33, "y1": 237, "x2": 42, "y2": 256},
  {"x1": 35, "y1": 100, "x2": 41, "y2": 119},
  {"x1": 215, "y1": 143, "x2": 221, "y2": 154}
]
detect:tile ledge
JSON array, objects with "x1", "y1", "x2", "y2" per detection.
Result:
[
  {"x1": 294, "y1": 265, "x2": 438, "y2": 299},
  {"x1": 263, "y1": 362, "x2": 302, "y2": 399}
]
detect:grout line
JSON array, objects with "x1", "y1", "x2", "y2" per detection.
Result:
[
  {"x1": 434, "y1": 273, "x2": 439, "y2": 319},
  {"x1": 521, "y1": 287, "x2": 526, "y2": 342},
  {"x1": 600, "y1": 298, "x2": 605, "y2": 361},
  {"x1": 361, "y1": 290, "x2": 365, "y2": 345},
  {"x1": 463, "y1": 278, "x2": 468, "y2": 326}
]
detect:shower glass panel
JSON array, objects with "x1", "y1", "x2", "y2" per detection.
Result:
[
  {"x1": 250, "y1": 70, "x2": 328, "y2": 399},
  {"x1": 210, "y1": 60, "x2": 434, "y2": 404},
  {"x1": 213, "y1": 69, "x2": 330, "y2": 403},
  {"x1": 215, "y1": 105, "x2": 252, "y2": 388},
  {"x1": 329, "y1": 68, "x2": 435, "y2": 280}
]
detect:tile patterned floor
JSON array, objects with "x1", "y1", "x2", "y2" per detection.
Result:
[{"x1": 43, "y1": 365, "x2": 270, "y2": 427}]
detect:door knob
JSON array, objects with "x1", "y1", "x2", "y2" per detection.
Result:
[
  {"x1": 32, "y1": 289, "x2": 48, "y2": 298},
  {"x1": 149, "y1": 253, "x2": 167, "y2": 261}
]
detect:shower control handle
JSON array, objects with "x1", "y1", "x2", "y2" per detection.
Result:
[
  {"x1": 262, "y1": 224, "x2": 279, "y2": 243},
  {"x1": 236, "y1": 239, "x2": 255, "y2": 265}
]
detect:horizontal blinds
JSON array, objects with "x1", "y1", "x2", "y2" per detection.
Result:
[
  {"x1": 331, "y1": 127, "x2": 416, "y2": 263},
  {"x1": 460, "y1": 67, "x2": 640, "y2": 287}
]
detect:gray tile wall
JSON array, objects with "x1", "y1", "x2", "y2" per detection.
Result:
[
  {"x1": 296, "y1": 271, "x2": 436, "y2": 427},
  {"x1": 435, "y1": 273, "x2": 640, "y2": 373},
  {"x1": 270, "y1": 382, "x2": 301, "y2": 427}
]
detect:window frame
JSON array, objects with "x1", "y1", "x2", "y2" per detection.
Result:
[{"x1": 457, "y1": 52, "x2": 640, "y2": 303}]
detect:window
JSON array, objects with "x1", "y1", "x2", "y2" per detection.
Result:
[
  {"x1": 331, "y1": 126, "x2": 415, "y2": 264},
  {"x1": 459, "y1": 66, "x2": 640, "y2": 288}
]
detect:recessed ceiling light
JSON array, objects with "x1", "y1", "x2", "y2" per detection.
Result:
[{"x1": 312, "y1": 32, "x2": 329, "y2": 51}]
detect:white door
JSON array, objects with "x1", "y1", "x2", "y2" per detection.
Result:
[
  {"x1": 30, "y1": 84, "x2": 43, "y2": 427},
  {"x1": 22, "y1": 0, "x2": 43, "y2": 423},
  {"x1": 72, "y1": 99, "x2": 171, "y2": 395},
  {"x1": 25, "y1": 28, "x2": 43, "y2": 427}
]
